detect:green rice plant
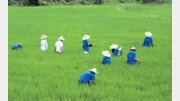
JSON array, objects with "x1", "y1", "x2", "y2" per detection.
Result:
[{"x1": 8, "y1": 3, "x2": 172, "y2": 101}]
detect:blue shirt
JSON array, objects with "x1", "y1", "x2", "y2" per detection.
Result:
[
  {"x1": 83, "y1": 40, "x2": 89, "y2": 52},
  {"x1": 102, "y1": 56, "x2": 111, "y2": 64},
  {"x1": 143, "y1": 37, "x2": 153, "y2": 47},
  {"x1": 127, "y1": 51, "x2": 136, "y2": 65},
  {"x1": 78, "y1": 71, "x2": 95, "y2": 84},
  {"x1": 112, "y1": 49, "x2": 120, "y2": 57},
  {"x1": 12, "y1": 44, "x2": 21, "y2": 49}
]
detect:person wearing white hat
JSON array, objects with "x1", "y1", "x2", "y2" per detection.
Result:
[
  {"x1": 82, "y1": 35, "x2": 93, "y2": 54},
  {"x1": 142, "y1": 32, "x2": 154, "y2": 47},
  {"x1": 110, "y1": 44, "x2": 123, "y2": 57},
  {"x1": 127, "y1": 47, "x2": 141, "y2": 65},
  {"x1": 102, "y1": 51, "x2": 111, "y2": 64},
  {"x1": 41, "y1": 34, "x2": 48, "y2": 51},
  {"x1": 78, "y1": 68, "x2": 98, "y2": 85},
  {"x1": 55, "y1": 36, "x2": 65, "y2": 53}
]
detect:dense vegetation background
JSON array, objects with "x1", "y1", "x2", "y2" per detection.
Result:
[{"x1": 8, "y1": 0, "x2": 172, "y2": 6}]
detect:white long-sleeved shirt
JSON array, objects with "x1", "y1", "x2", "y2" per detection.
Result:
[
  {"x1": 55, "y1": 41, "x2": 63, "y2": 53},
  {"x1": 41, "y1": 39, "x2": 48, "y2": 51}
]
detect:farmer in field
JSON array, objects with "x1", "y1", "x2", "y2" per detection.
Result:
[
  {"x1": 127, "y1": 47, "x2": 141, "y2": 65},
  {"x1": 142, "y1": 32, "x2": 154, "y2": 47},
  {"x1": 55, "y1": 36, "x2": 65, "y2": 53},
  {"x1": 82, "y1": 35, "x2": 93, "y2": 54},
  {"x1": 102, "y1": 51, "x2": 111, "y2": 64},
  {"x1": 41, "y1": 34, "x2": 48, "y2": 51},
  {"x1": 110, "y1": 44, "x2": 123, "y2": 57},
  {"x1": 78, "y1": 68, "x2": 98, "y2": 85},
  {"x1": 12, "y1": 43, "x2": 22, "y2": 49}
]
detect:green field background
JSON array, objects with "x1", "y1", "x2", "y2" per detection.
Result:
[{"x1": 8, "y1": 4, "x2": 172, "y2": 101}]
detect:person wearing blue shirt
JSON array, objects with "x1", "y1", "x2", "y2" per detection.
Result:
[
  {"x1": 142, "y1": 32, "x2": 154, "y2": 47},
  {"x1": 12, "y1": 43, "x2": 22, "y2": 49},
  {"x1": 127, "y1": 47, "x2": 141, "y2": 65},
  {"x1": 102, "y1": 51, "x2": 111, "y2": 64},
  {"x1": 78, "y1": 68, "x2": 98, "y2": 85},
  {"x1": 110, "y1": 44, "x2": 123, "y2": 57},
  {"x1": 82, "y1": 35, "x2": 93, "y2": 54}
]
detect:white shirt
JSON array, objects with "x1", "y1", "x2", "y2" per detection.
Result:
[
  {"x1": 41, "y1": 39, "x2": 48, "y2": 51},
  {"x1": 55, "y1": 41, "x2": 63, "y2": 53}
]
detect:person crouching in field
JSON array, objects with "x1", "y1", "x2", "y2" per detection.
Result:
[
  {"x1": 127, "y1": 47, "x2": 141, "y2": 65},
  {"x1": 41, "y1": 34, "x2": 48, "y2": 51},
  {"x1": 12, "y1": 43, "x2": 22, "y2": 49},
  {"x1": 78, "y1": 68, "x2": 98, "y2": 85},
  {"x1": 82, "y1": 35, "x2": 93, "y2": 54},
  {"x1": 55, "y1": 36, "x2": 65, "y2": 53},
  {"x1": 102, "y1": 51, "x2": 111, "y2": 64},
  {"x1": 142, "y1": 32, "x2": 154, "y2": 47},
  {"x1": 110, "y1": 44, "x2": 123, "y2": 57}
]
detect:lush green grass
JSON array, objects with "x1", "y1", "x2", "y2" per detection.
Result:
[{"x1": 8, "y1": 4, "x2": 172, "y2": 101}]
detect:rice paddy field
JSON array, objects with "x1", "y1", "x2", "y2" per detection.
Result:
[{"x1": 8, "y1": 4, "x2": 172, "y2": 101}]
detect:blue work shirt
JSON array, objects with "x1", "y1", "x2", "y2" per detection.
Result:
[
  {"x1": 83, "y1": 40, "x2": 89, "y2": 52},
  {"x1": 112, "y1": 49, "x2": 120, "y2": 57},
  {"x1": 127, "y1": 51, "x2": 137, "y2": 65},
  {"x1": 12, "y1": 44, "x2": 21, "y2": 49},
  {"x1": 102, "y1": 56, "x2": 111, "y2": 64},
  {"x1": 143, "y1": 37, "x2": 153, "y2": 47},
  {"x1": 78, "y1": 71, "x2": 95, "y2": 84}
]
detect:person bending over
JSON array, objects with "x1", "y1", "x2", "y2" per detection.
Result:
[
  {"x1": 102, "y1": 51, "x2": 111, "y2": 65},
  {"x1": 12, "y1": 43, "x2": 22, "y2": 49},
  {"x1": 78, "y1": 68, "x2": 98, "y2": 85},
  {"x1": 110, "y1": 44, "x2": 123, "y2": 57}
]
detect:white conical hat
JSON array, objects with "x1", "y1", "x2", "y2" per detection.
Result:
[
  {"x1": 41, "y1": 34, "x2": 47, "y2": 39},
  {"x1": 89, "y1": 68, "x2": 98, "y2": 74},
  {"x1": 145, "y1": 32, "x2": 152, "y2": 37},
  {"x1": 102, "y1": 51, "x2": 111, "y2": 57},
  {"x1": 58, "y1": 36, "x2": 65, "y2": 41},
  {"x1": 131, "y1": 47, "x2": 136, "y2": 50},
  {"x1": 110, "y1": 44, "x2": 118, "y2": 49},
  {"x1": 82, "y1": 35, "x2": 90, "y2": 40}
]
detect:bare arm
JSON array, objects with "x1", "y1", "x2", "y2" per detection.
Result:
[
  {"x1": 151, "y1": 42, "x2": 154, "y2": 47},
  {"x1": 92, "y1": 81, "x2": 96, "y2": 84},
  {"x1": 134, "y1": 58, "x2": 141, "y2": 63},
  {"x1": 120, "y1": 50, "x2": 122, "y2": 55},
  {"x1": 54, "y1": 46, "x2": 56, "y2": 52},
  {"x1": 127, "y1": 58, "x2": 129, "y2": 63},
  {"x1": 87, "y1": 81, "x2": 96, "y2": 85},
  {"x1": 119, "y1": 47, "x2": 123, "y2": 55},
  {"x1": 61, "y1": 47, "x2": 63, "y2": 53},
  {"x1": 19, "y1": 44, "x2": 23, "y2": 48}
]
